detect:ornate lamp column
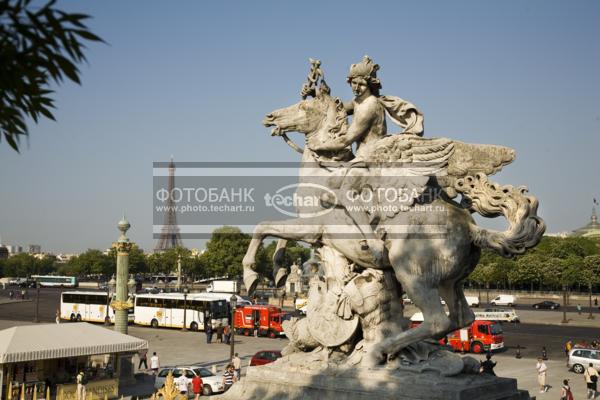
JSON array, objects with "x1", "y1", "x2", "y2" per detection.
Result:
[{"x1": 112, "y1": 217, "x2": 133, "y2": 334}]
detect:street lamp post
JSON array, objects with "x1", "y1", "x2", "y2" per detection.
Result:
[
  {"x1": 229, "y1": 294, "x2": 237, "y2": 360},
  {"x1": 562, "y1": 284, "x2": 569, "y2": 324},
  {"x1": 588, "y1": 283, "x2": 595, "y2": 320},
  {"x1": 182, "y1": 287, "x2": 189, "y2": 331},
  {"x1": 34, "y1": 279, "x2": 40, "y2": 323}
]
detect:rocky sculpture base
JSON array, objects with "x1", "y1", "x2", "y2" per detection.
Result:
[{"x1": 215, "y1": 361, "x2": 530, "y2": 400}]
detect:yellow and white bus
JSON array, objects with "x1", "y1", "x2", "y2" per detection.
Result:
[
  {"x1": 60, "y1": 291, "x2": 133, "y2": 323},
  {"x1": 134, "y1": 293, "x2": 229, "y2": 331}
]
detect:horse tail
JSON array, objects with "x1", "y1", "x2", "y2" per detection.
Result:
[{"x1": 455, "y1": 173, "x2": 546, "y2": 257}]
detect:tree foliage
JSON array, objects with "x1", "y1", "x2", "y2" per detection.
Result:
[
  {"x1": 466, "y1": 236, "x2": 600, "y2": 291},
  {"x1": 0, "y1": 0, "x2": 103, "y2": 151}
]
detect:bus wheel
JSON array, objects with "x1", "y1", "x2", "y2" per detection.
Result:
[
  {"x1": 190, "y1": 322, "x2": 198, "y2": 331},
  {"x1": 471, "y1": 342, "x2": 484, "y2": 354},
  {"x1": 70, "y1": 314, "x2": 76, "y2": 322},
  {"x1": 76, "y1": 314, "x2": 82, "y2": 322},
  {"x1": 151, "y1": 319, "x2": 159, "y2": 329},
  {"x1": 268, "y1": 330, "x2": 277, "y2": 339}
]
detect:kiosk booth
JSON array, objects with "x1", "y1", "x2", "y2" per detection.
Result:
[{"x1": 0, "y1": 323, "x2": 147, "y2": 399}]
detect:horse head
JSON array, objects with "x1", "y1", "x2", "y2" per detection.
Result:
[{"x1": 263, "y1": 82, "x2": 349, "y2": 158}]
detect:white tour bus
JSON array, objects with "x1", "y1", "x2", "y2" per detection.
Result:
[
  {"x1": 134, "y1": 293, "x2": 229, "y2": 331},
  {"x1": 32, "y1": 275, "x2": 78, "y2": 288},
  {"x1": 199, "y1": 292, "x2": 252, "y2": 307},
  {"x1": 60, "y1": 291, "x2": 133, "y2": 323}
]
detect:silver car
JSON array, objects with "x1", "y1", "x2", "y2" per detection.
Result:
[
  {"x1": 568, "y1": 348, "x2": 600, "y2": 374},
  {"x1": 154, "y1": 366, "x2": 225, "y2": 396}
]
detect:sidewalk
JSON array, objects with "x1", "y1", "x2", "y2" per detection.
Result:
[{"x1": 0, "y1": 298, "x2": 32, "y2": 305}]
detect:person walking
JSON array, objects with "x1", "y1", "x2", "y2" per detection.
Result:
[
  {"x1": 55, "y1": 309, "x2": 61, "y2": 324},
  {"x1": 584, "y1": 362, "x2": 599, "y2": 399},
  {"x1": 232, "y1": 353, "x2": 242, "y2": 381},
  {"x1": 223, "y1": 325, "x2": 230, "y2": 345},
  {"x1": 536, "y1": 357, "x2": 548, "y2": 393},
  {"x1": 480, "y1": 353, "x2": 497, "y2": 376},
  {"x1": 560, "y1": 379, "x2": 574, "y2": 400},
  {"x1": 206, "y1": 323, "x2": 213, "y2": 344},
  {"x1": 138, "y1": 349, "x2": 148, "y2": 370},
  {"x1": 175, "y1": 372, "x2": 190, "y2": 395},
  {"x1": 192, "y1": 373, "x2": 203, "y2": 400},
  {"x1": 222, "y1": 364, "x2": 237, "y2": 392},
  {"x1": 76, "y1": 371, "x2": 87, "y2": 400},
  {"x1": 150, "y1": 352, "x2": 160, "y2": 375},
  {"x1": 578, "y1": 304, "x2": 583, "y2": 315},
  {"x1": 216, "y1": 325, "x2": 223, "y2": 343}
]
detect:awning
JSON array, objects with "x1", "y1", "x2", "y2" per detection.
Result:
[{"x1": 0, "y1": 323, "x2": 148, "y2": 364}]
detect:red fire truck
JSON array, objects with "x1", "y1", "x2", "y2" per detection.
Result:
[
  {"x1": 233, "y1": 305, "x2": 289, "y2": 338},
  {"x1": 410, "y1": 312, "x2": 504, "y2": 354}
]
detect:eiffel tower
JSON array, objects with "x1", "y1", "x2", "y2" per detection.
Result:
[{"x1": 154, "y1": 157, "x2": 184, "y2": 252}]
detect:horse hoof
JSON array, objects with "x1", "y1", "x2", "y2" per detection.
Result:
[
  {"x1": 243, "y1": 271, "x2": 259, "y2": 296},
  {"x1": 274, "y1": 268, "x2": 288, "y2": 288}
]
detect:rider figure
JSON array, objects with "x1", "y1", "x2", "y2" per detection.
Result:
[{"x1": 313, "y1": 56, "x2": 388, "y2": 250}]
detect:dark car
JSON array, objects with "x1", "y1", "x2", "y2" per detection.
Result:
[
  {"x1": 532, "y1": 300, "x2": 560, "y2": 310},
  {"x1": 249, "y1": 350, "x2": 282, "y2": 366}
]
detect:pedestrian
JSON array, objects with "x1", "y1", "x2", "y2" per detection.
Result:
[
  {"x1": 192, "y1": 373, "x2": 203, "y2": 400},
  {"x1": 76, "y1": 371, "x2": 87, "y2": 400},
  {"x1": 175, "y1": 372, "x2": 190, "y2": 395},
  {"x1": 584, "y1": 362, "x2": 599, "y2": 399},
  {"x1": 138, "y1": 349, "x2": 148, "y2": 370},
  {"x1": 542, "y1": 346, "x2": 548, "y2": 360},
  {"x1": 536, "y1": 357, "x2": 548, "y2": 393},
  {"x1": 217, "y1": 325, "x2": 223, "y2": 343},
  {"x1": 206, "y1": 323, "x2": 213, "y2": 344},
  {"x1": 21, "y1": 289, "x2": 26, "y2": 300},
  {"x1": 480, "y1": 353, "x2": 497, "y2": 376},
  {"x1": 150, "y1": 352, "x2": 160, "y2": 375},
  {"x1": 595, "y1": 297, "x2": 598, "y2": 307},
  {"x1": 232, "y1": 353, "x2": 242, "y2": 381},
  {"x1": 223, "y1": 325, "x2": 230, "y2": 345},
  {"x1": 560, "y1": 379, "x2": 573, "y2": 400},
  {"x1": 8, "y1": 290, "x2": 13, "y2": 300},
  {"x1": 578, "y1": 304, "x2": 583, "y2": 315},
  {"x1": 55, "y1": 309, "x2": 61, "y2": 324},
  {"x1": 222, "y1": 364, "x2": 237, "y2": 392},
  {"x1": 565, "y1": 340, "x2": 573, "y2": 357}
]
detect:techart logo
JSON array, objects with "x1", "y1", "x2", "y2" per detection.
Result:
[{"x1": 264, "y1": 183, "x2": 336, "y2": 218}]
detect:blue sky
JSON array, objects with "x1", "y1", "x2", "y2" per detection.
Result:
[{"x1": 0, "y1": 0, "x2": 599, "y2": 253}]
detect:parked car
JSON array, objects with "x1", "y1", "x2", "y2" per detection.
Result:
[
  {"x1": 154, "y1": 366, "x2": 224, "y2": 396},
  {"x1": 532, "y1": 300, "x2": 560, "y2": 310},
  {"x1": 142, "y1": 286, "x2": 162, "y2": 294},
  {"x1": 568, "y1": 348, "x2": 600, "y2": 374},
  {"x1": 490, "y1": 295, "x2": 516, "y2": 307},
  {"x1": 249, "y1": 350, "x2": 282, "y2": 366},
  {"x1": 465, "y1": 296, "x2": 480, "y2": 307}
]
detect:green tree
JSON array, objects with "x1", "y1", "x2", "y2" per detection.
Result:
[
  {"x1": 63, "y1": 249, "x2": 112, "y2": 276},
  {"x1": 199, "y1": 226, "x2": 251, "y2": 278},
  {"x1": 0, "y1": 0, "x2": 103, "y2": 151}
]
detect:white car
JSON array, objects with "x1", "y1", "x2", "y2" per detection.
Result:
[
  {"x1": 568, "y1": 348, "x2": 600, "y2": 374},
  {"x1": 154, "y1": 366, "x2": 224, "y2": 396},
  {"x1": 465, "y1": 296, "x2": 480, "y2": 307},
  {"x1": 490, "y1": 294, "x2": 516, "y2": 307}
]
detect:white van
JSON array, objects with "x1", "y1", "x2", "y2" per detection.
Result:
[
  {"x1": 490, "y1": 294, "x2": 516, "y2": 307},
  {"x1": 465, "y1": 296, "x2": 480, "y2": 307}
]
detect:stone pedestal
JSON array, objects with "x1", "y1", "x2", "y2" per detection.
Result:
[{"x1": 216, "y1": 363, "x2": 530, "y2": 400}]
